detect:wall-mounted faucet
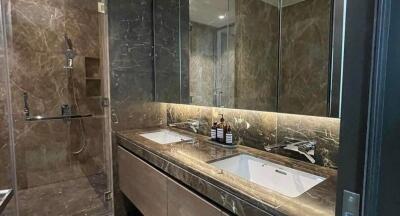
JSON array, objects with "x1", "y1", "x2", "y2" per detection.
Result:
[
  {"x1": 169, "y1": 119, "x2": 200, "y2": 133},
  {"x1": 265, "y1": 137, "x2": 316, "y2": 164}
]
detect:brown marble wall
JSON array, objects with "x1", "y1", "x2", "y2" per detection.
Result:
[
  {"x1": 9, "y1": 0, "x2": 106, "y2": 190},
  {"x1": 190, "y1": 22, "x2": 216, "y2": 107},
  {"x1": 108, "y1": 0, "x2": 166, "y2": 214},
  {"x1": 153, "y1": 0, "x2": 190, "y2": 104},
  {"x1": 165, "y1": 103, "x2": 340, "y2": 168},
  {"x1": 234, "y1": 0, "x2": 279, "y2": 111},
  {"x1": 279, "y1": 0, "x2": 331, "y2": 116},
  {"x1": 0, "y1": 0, "x2": 110, "y2": 215},
  {"x1": 109, "y1": 0, "x2": 165, "y2": 132}
]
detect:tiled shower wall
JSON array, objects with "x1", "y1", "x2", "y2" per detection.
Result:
[
  {"x1": 9, "y1": 0, "x2": 106, "y2": 190},
  {"x1": 0, "y1": 0, "x2": 110, "y2": 215}
]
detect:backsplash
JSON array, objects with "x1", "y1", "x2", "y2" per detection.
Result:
[{"x1": 165, "y1": 103, "x2": 340, "y2": 168}]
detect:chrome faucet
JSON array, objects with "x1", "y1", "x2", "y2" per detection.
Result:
[
  {"x1": 265, "y1": 137, "x2": 317, "y2": 164},
  {"x1": 168, "y1": 119, "x2": 200, "y2": 133}
]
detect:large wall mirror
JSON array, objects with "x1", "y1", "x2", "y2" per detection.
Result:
[{"x1": 153, "y1": 0, "x2": 342, "y2": 118}]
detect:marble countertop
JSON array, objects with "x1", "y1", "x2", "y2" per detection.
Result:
[{"x1": 116, "y1": 127, "x2": 337, "y2": 216}]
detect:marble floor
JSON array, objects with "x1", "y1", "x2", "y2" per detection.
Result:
[{"x1": 16, "y1": 173, "x2": 111, "y2": 216}]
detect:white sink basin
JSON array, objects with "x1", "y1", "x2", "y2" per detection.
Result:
[
  {"x1": 209, "y1": 154, "x2": 325, "y2": 198},
  {"x1": 139, "y1": 129, "x2": 193, "y2": 145}
]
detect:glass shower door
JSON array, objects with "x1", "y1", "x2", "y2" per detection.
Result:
[
  {"x1": 0, "y1": 0, "x2": 113, "y2": 215},
  {"x1": 0, "y1": 0, "x2": 16, "y2": 215}
]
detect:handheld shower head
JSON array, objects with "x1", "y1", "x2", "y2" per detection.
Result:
[
  {"x1": 64, "y1": 34, "x2": 76, "y2": 69},
  {"x1": 64, "y1": 34, "x2": 73, "y2": 50}
]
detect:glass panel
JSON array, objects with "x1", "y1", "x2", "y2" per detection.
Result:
[
  {"x1": 278, "y1": 0, "x2": 333, "y2": 116},
  {"x1": 0, "y1": 0, "x2": 113, "y2": 215},
  {"x1": 0, "y1": 0, "x2": 16, "y2": 215}
]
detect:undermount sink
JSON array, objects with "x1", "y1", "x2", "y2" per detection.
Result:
[
  {"x1": 209, "y1": 154, "x2": 326, "y2": 198},
  {"x1": 139, "y1": 129, "x2": 193, "y2": 145}
]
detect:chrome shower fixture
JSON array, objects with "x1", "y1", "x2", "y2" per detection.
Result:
[
  {"x1": 23, "y1": 92, "x2": 30, "y2": 118},
  {"x1": 64, "y1": 34, "x2": 76, "y2": 70}
]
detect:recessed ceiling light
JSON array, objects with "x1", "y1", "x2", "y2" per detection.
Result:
[{"x1": 218, "y1": 15, "x2": 225, "y2": 20}]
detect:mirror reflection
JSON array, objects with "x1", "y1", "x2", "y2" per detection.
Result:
[{"x1": 154, "y1": 0, "x2": 340, "y2": 117}]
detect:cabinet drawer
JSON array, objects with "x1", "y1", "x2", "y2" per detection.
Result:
[
  {"x1": 168, "y1": 178, "x2": 223, "y2": 216},
  {"x1": 118, "y1": 147, "x2": 168, "y2": 216}
]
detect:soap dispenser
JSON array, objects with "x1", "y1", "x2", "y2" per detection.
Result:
[
  {"x1": 225, "y1": 125, "x2": 233, "y2": 145},
  {"x1": 211, "y1": 121, "x2": 217, "y2": 141},
  {"x1": 217, "y1": 114, "x2": 225, "y2": 143}
]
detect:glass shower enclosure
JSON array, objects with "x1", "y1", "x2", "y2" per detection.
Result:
[{"x1": 0, "y1": 0, "x2": 113, "y2": 215}]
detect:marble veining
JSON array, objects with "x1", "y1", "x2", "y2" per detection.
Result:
[
  {"x1": 235, "y1": 0, "x2": 279, "y2": 111},
  {"x1": 154, "y1": 0, "x2": 189, "y2": 103},
  {"x1": 116, "y1": 127, "x2": 337, "y2": 216},
  {"x1": 189, "y1": 22, "x2": 216, "y2": 107},
  {"x1": 0, "y1": 0, "x2": 111, "y2": 215},
  {"x1": 279, "y1": 0, "x2": 332, "y2": 116},
  {"x1": 166, "y1": 103, "x2": 340, "y2": 168}
]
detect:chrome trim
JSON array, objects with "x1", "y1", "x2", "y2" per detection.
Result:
[
  {"x1": 25, "y1": 114, "x2": 93, "y2": 122},
  {"x1": 0, "y1": 189, "x2": 13, "y2": 214}
]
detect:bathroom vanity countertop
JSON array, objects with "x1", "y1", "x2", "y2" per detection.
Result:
[{"x1": 116, "y1": 127, "x2": 337, "y2": 216}]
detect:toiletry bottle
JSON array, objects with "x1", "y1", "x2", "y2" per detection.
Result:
[
  {"x1": 211, "y1": 122, "x2": 217, "y2": 141},
  {"x1": 225, "y1": 125, "x2": 233, "y2": 145},
  {"x1": 217, "y1": 114, "x2": 225, "y2": 143}
]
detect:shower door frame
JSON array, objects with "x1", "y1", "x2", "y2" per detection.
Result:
[
  {"x1": 0, "y1": 0, "x2": 18, "y2": 214},
  {"x1": 99, "y1": 0, "x2": 115, "y2": 213}
]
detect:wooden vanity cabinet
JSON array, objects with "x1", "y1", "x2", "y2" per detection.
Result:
[
  {"x1": 167, "y1": 178, "x2": 223, "y2": 216},
  {"x1": 118, "y1": 147, "x2": 168, "y2": 216},
  {"x1": 118, "y1": 146, "x2": 227, "y2": 216}
]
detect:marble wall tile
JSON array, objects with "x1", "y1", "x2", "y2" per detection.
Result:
[
  {"x1": 109, "y1": 0, "x2": 154, "y2": 106},
  {"x1": 279, "y1": 0, "x2": 331, "y2": 116},
  {"x1": 166, "y1": 104, "x2": 277, "y2": 150},
  {"x1": 108, "y1": 1, "x2": 162, "y2": 214},
  {"x1": 65, "y1": 4, "x2": 100, "y2": 58},
  {"x1": 154, "y1": 0, "x2": 181, "y2": 103},
  {"x1": 235, "y1": 0, "x2": 279, "y2": 111},
  {"x1": 108, "y1": 0, "x2": 340, "y2": 170},
  {"x1": 109, "y1": 0, "x2": 160, "y2": 132},
  {"x1": 11, "y1": 0, "x2": 65, "y2": 54},
  {"x1": 0, "y1": 6, "x2": 108, "y2": 216},
  {"x1": 189, "y1": 22, "x2": 216, "y2": 107},
  {"x1": 276, "y1": 113, "x2": 340, "y2": 168},
  {"x1": 153, "y1": 0, "x2": 190, "y2": 104},
  {"x1": 180, "y1": 0, "x2": 190, "y2": 104},
  {"x1": 164, "y1": 103, "x2": 339, "y2": 168}
]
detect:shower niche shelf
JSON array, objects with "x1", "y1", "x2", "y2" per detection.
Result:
[{"x1": 85, "y1": 57, "x2": 102, "y2": 97}]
